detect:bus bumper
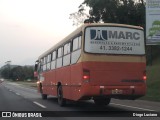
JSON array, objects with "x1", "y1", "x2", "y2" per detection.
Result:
[{"x1": 80, "y1": 85, "x2": 146, "y2": 100}]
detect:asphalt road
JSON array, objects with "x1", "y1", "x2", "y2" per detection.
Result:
[{"x1": 0, "y1": 80, "x2": 160, "y2": 120}]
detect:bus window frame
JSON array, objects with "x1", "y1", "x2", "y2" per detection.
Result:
[
  {"x1": 52, "y1": 51, "x2": 57, "y2": 61},
  {"x1": 50, "y1": 50, "x2": 57, "y2": 70},
  {"x1": 63, "y1": 42, "x2": 71, "y2": 67},
  {"x1": 64, "y1": 42, "x2": 71, "y2": 55},
  {"x1": 72, "y1": 35, "x2": 82, "y2": 52},
  {"x1": 46, "y1": 54, "x2": 51, "y2": 70},
  {"x1": 56, "y1": 46, "x2": 64, "y2": 68},
  {"x1": 57, "y1": 47, "x2": 63, "y2": 58}
]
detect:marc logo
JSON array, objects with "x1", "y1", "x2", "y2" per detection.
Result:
[{"x1": 90, "y1": 29, "x2": 107, "y2": 40}]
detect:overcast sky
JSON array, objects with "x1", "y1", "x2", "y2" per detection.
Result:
[{"x1": 0, "y1": 0, "x2": 84, "y2": 67}]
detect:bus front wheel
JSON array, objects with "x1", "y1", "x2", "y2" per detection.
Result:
[
  {"x1": 93, "y1": 97, "x2": 111, "y2": 106},
  {"x1": 40, "y1": 85, "x2": 47, "y2": 100},
  {"x1": 57, "y1": 85, "x2": 66, "y2": 106}
]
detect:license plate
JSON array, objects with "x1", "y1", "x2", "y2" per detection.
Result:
[{"x1": 112, "y1": 89, "x2": 123, "y2": 94}]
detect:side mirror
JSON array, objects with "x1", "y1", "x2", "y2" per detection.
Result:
[{"x1": 34, "y1": 60, "x2": 39, "y2": 79}]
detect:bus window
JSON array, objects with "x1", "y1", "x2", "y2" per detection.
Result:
[
  {"x1": 63, "y1": 42, "x2": 71, "y2": 66},
  {"x1": 78, "y1": 36, "x2": 82, "y2": 48},
  {"x1": 58, "y1": 47, "x2": 63, "y2": 58},
  {"x1": 43, "y1": 57, "x2": 47, "y2": 71},
  {"x1": 47, "y1": 54, "x2": 51, "y2": 70},
  {"x1": 73, "y1": 37, "x2": 79, "y2": 51},
  {"x1": 64, "y1": 43, "x2": 68, "y2": 55},
  {"x1": 57, "y1": 47, "x2": 63, "y2": 68},
  {"x1": 39, "y1": 59, "x2": 43, "y2": 72},
  {"x1": 52, "y1": 51, "x2": 56, "y2": 60},
  {"x1": 64, "y1": 42, "x2": 71, "y2": 55},
  {"x1": 51, "y1": 51, "x2": 56, "y2": 69},
  {"x1": 47, "y1": 54, "x2": 51, "y2": 63},
  {"x1": 71, "y1": 36, "x2": 81, "y2": 64}
]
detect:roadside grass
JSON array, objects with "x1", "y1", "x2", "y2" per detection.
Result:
[
  {"x1": 8, "y1": 80, "x2": 37, "y2": 88},
  {"x1": 18, "y1": 81, "x2": 37, "y2": 88},
  {"x1": 141, "y1": 57, "x2": 160, "y2": 102}
]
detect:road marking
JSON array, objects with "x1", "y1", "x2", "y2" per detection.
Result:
[
  {"x1": 33, "y1": 101, "x2": 46, "y2": 109},
  {"x1": 9, "y1": 89, "x2": 12, "y2": 92},
  {"x1": 15, "y1": 93, "x2": 20, "y2": 96},
  {"x1": 111, "y1": 103, "x2": 156, "y2": 111}
]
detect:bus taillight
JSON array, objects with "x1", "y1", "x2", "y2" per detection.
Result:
[
  {"x1": 143, "y1": 71, "x2": 147, "y2": 80},
  {"x1": 83, "y1": 69, "x2": 90, "y2": 80},
  {"x1": 83, "y1": 75, "x2": 90, "y2": 79},
  {"x1": 143, "y1": 75, "x2": 147, "y2": 80}
]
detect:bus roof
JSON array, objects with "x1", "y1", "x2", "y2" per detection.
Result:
[{"x1": 38, "y1": 23, "x2": 143, "y2": 59}]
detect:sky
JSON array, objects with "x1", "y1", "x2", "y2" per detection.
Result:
[{"x1": 0, "y1": 0, "x2": 84, "y2": 67}]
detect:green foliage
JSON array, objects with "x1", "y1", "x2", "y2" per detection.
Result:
[
  {"x1": 146, "y1": 46, "x2": 160, "y2": 65},
  {"x1": 141, "y1": 58, "x2": 160, "y2": 101},
  {"x1": 0, "y1": 65, "x2": 34, "y2": 81},
  {"x1": 0, "y1": 66, "x2": 11, "y2": 79},
  {"x1": 148, "y1": 20, "x2": 160, "y2": 37},
  {"x1": 70, "y1": 0, "x2": 145, "y2": 27}
]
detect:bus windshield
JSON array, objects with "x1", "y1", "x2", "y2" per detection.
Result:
[{"x1": 84, "y1": 26, "x2": 145, "y2": 55}]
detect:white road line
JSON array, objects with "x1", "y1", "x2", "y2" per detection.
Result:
[
  {"x1": 15, "y1": 93, "x2": 20, "y2": 96},
  {"x1": 111, "y1": 103, "x2": 156, "y2": 111},
  {"x1": 33, "y1": 101, "x2": 46, "y2": 109},
  {"x1": 9, "y1": 89, "x2": 12, "y2": 92}
]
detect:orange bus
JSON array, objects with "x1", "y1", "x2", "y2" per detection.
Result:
[{"x1": 35, "y1": 23, "x2": 146, "y2": 106}]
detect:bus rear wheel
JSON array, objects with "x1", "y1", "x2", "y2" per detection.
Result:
[
  {"x1": 57, "y1": 85, "x2": 66, "y2": 106},
  {"x1": 93, "y1": 97, "x2": 111, "y2": 106}
]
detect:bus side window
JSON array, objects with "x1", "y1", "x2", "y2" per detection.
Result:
[
  {"x1": 56, "y1": 47, "x2": 63, "y2": 68},
  {"x1": 78, "y1": 36, "x2": 82, "y2": 48},
  {"x1": 51, "y1": 51, "x2": 56, "y2": 69},
  {"x1": 64, "y1": 42, "x2": 71, "y2": 55},
  {"x1": 43, "y1": 57, "x2": 47, "y2": 71},
  {"x1": 71, "y1": 36, "x2": 82, "y2": 64},
  {"x1": 46, "y1": 54, "x2": 51, "y2": 70},
  {"x1": 58, "y1": 47, "x2": 63, "y2": 58},
  {"x1": 40, "y1": 58, "x2": 43, "y2": 72},
  {"x1": 72, "y1": 36, "x2": 82, "y2": 51},
  {"x1": 63, "y1": 42, "x2": 71, "y2": 66},
  {"x1": 73, "y1": 37, "x2": 79, "y2": 51}
]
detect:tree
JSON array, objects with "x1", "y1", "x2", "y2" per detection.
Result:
[
  {"x1": 0, "y1": 65, "x2": 34, "y2": 81},
  {"x1": 70, "y1": 0, "x2": 145, "y2": 27},
  {"x1": 1, "y1": 65, "x2": 11, "y2": 79},
  {"x1": 10, "y1": 66, "x2": 24, "y2": 81},
  {"x1": 69, "y1": 4, "x2": 90, "y2": 26},
  {"x1": 23, "y1": 66, "x2": 34, "y2": 80}
]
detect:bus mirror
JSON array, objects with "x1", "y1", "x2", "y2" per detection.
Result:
[
  {"x1": 35, "y1": 64, "x2": 38, "y2": 71},
  {"x1": 34, "y1": 60, "x2": 39, "y2": 71},
  {"x1": 34, "y1": 60, "x2": 39, "y2": 79}
]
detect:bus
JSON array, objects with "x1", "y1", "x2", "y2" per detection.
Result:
[{"x1": 34, "y1": 23, "x2": 147, "y2": 106}]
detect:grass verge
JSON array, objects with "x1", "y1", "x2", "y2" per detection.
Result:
[{"x1": 141, "y1": 57, "x2": 160, "y2": 102}]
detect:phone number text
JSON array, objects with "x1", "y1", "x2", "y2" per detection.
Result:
[{"x1": 100, "y1": 46, "x2": 133, "y2": 51}]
